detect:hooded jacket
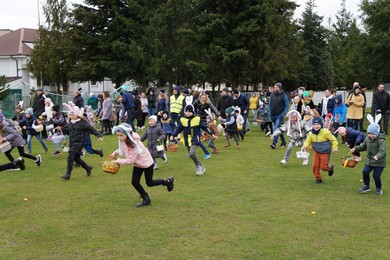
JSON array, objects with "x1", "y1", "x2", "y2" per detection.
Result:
[
  {"x1": 332, "y1": 94, "x2": 347, "y2": 124},
  {"x1": 140, "y1": 122, "x2": 166, "y2": 158},
  {"x1": 354, "y1": 134, "x2": 386, "y2": 167},
  {"x1": 1, "y1": 119, "x2": 25, "y2": 147}
]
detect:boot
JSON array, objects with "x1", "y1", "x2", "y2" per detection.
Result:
[
  {"x1": 164, "y1": 176, "x2": 174, "y2": 192},
  {"x1": 85, "y1": 166, "x2": 93, "y2": 177},
  {"x1": 94, "y1": 148, "x2": 103, "y2": 158},
  {"x1": 136, "y1": 193, "x2": 151, "y2": 207},
  {"x1": 61, "y1": 173, "x2": 71, "y2": 180},
  {"x1": 13, "y1": 157, "x2": 25, "y2": 170}
]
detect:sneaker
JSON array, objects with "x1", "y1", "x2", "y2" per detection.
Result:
[
  {"x1": 212, "y1": 147, "x2": 219, "y2": 154},
  {"x1": 195, "y1": 165, "x2": 206, "y2": 176},
  {"x1": 46, "y1": 136, "x2": 52, "y2": 141},
  {"x1": 315, "y1": 179, "x2": 323, "y2": 184},
  {"x1": 328, "y1": 164, "x2": 334, "y2": 176},
  {"x1": 163, "y1": 153, "x2": 168, "y2": 164},
  {"x1": 224, "y1": 143, "x2": 231, "y2": 147},
  {"x1": 52, "y1": 150, "x2": 61, "y2": 156},
  {"x1": 14, "y1": 157, "x2": 25, "y2": 170},
  {"x1": 302, "y1": 159, "x2": 309, "y2": 165},
  {"x1": 165, "y1": 176, "x2": 174, "y2": 192},
  {"x1": 359, "y1": 185, "x2": 370, "y2": 193},
  {"x1": 8, "y1": 167, "x2": 21, "y2": 171},
  {"x1": 61, "y1": 173, "x2": 70, "y2": 180},
  {"x1": 270, "y1": 144, "x2": 276, "y2": 149},
  {"x1": 96, "y1": 148, "x2": 103, "y2": 158},
  {"x1": 265, "y1": 132, "x2": 272, "y2": 137},
  {"x1": 86, "y1": 166, "x2": 93, "y2": 177},
  {"x1": 280, "y1": 142, "x2": 287, "y2": 148},
  {"x1": 280, "y1": 159, "x2": 287, "y2": 165},
  {"x1": 203, "y1": 153, "x2": 211, "y2": 160},
  {"x1": 199, "y1": 165, "x2": 206, "y2": 175},
  {"x1": 153, "y1": 164, "x2": 158, "y2": 170},
  {"x1": 35, "y1": 155, "x2": 42, "y2": 166},
  {"x1": 376, "y1": 188, "x2": 383, "y2": 195}
]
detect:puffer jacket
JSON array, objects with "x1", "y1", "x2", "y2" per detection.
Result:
[
  {"x1": 140, "y1": 123, "x2": 165, "y2": 158},
  {"x1": 304, "y1": 128, "x2": 338, "y2": 154},
  {"x1": 62, "y1": 119, "x2": 102, "y2": 154},
  {"x1": 273, "y1": 120, "x2": 309, "y2": 147},
  {"x1": 1, "y1": 119, "x2": 25, "y2": 147},
  {"x1": 172, "y1": 115, "x2": 213, "y2": 146},
  {"x1": 354, "y1": 134, "x2": 386, "y2": 167}
]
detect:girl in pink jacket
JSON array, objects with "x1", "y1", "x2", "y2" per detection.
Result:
[{"x1": 111, "y1": 123, "x2": 174, "y2": 207}]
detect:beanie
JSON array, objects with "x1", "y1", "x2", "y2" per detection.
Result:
[
  {"x1": 367, "y1": 123, "x2": 380, "y2": 136},
  {"x1": 274, "y1": 82, "x2": 282, "y2": 88},
  {"x1": 149, "y1": 115, "x2": 158, "y2": 122},
  {"x1": 25, "y1": 108, "x2": 34, "y2": 115},
  {"x1": 312, "y1": 117, "x2": 323, "y2": 128},
  {"x1": 183, "y1": 88, "x2": 190, "y2": 95},
  {"x1": 225, "y1": 107, "x2": 233, "y2": 115},
  {"x1": 222, "y1": 87, "x2": 229, "y2": 92},
  {"x1": 0, "y1": 112, "x2": 4, "y2": 123},
  {"x1": 173, "y1": 86, "x2": 180, "y2": 93},
  {"x1": 232, "y1": 89, "x2": 239, "y2": 94},
  {"x1": 52, "y1": 105, "x2": 60, "y2": 112}
]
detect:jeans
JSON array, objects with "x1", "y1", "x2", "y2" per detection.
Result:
[
  {"x1": 27, "y1": 134, "x2": 48, "y2": 153},
  {"x1": 271, "y1": 114, "x2": 286, "y2": 145},
  {"x1": 170, "y1": 113, "x2": 180, "y2": 130},
  {"x1": 378, "y1": 112, "x2": 390, "y2": 134},
  {"x1": 148, "y1": 107, "x2": 156, "y2": 117},
  {"x1": 347, "y1": 119, "x2": 359, "y2": 130},
  {"x1": 362, "y1": 164, "x2": 384, "y2": 189},
  {"x1": 126, "y1": 108, "x2": 135, "y2": 130}
]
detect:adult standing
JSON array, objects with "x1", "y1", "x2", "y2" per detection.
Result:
[
  {"x1": 121, "y1": 84, "x2": 136, "y2": 130},
  {"x1": 33, "y1": 88, "x2": 45, "y2": 117},
  {"x1": 232, "y1": 89, "x2": 249, "y2": 132},
  {"x1": 156, "y1": 91, "x2": 167, "y2": 122},
  {"x1": 373, "y1": 83, "x2": 390, "y2": 135},
  {"x1": 146, "y1": 88, "x2": 156, "y2": 116},
  {"x1": 133, "y1": 90, "x2": 143, "y2": 130},
  {"x1": 317, "y1": 88, "x2": 335, "y2": 118},
  {"x1": 29, "y1": 87, "x2": 37, "y2": 109},
  {"x1": 269, "y1": 82, "x2": 289, "y2": 149},
  {"x1": 73, "y1": 89, "x2": 84, "y2": 109},
  {"x1": 168, "y1": 86, "x2": 185, "y2": 129},
  {"x1": 100, "y1": 91, "x2": 113, "y2": 135},
  {"x1": 346, "y1": 85, "x2": 365, "y2": 130},
  {"x1": 140, "y1": 92, "x2": 149, "y2": 129},
  {"x1": 217, "y1": 87, "x2": 233, "y2": 119}
]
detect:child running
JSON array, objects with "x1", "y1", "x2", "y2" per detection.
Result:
[
  {"x1": 270, "y1": 110, "x2": 309, "y2": 165},
  {"x1": 160, "y1": 111, "x2": 175, "y2": 150},
  {"x1": 351, "y1": 114, "x2": 386, "y2": 195},
  {"x1": 171, "y1": 104, "x2": 217, "y2": 176},
  {"x1": 140, "y1": 115, "x2": 167, "y2": 170},
  {"x1": 302, "y1": 117, "x2": 338, "y2": 183},
  {"x1": 59, "y1": 103, "x2": 103, "y2": 180},
  {"x1": 18, "y1": 108, "x2": 48, "y2": 154},
  {"x1": 219, "y1": 107, "x2": 240, "y2": 149},
  {"x1": 111, "y1": 123, "x2": 174, "y2": 207}
]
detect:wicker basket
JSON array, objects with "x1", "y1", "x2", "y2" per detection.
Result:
[
  {"x1": 167, "y1": 143, "x2": 178, "y2": 152},
  {"x1": 102, "y1": 157, "x2": 120, "y2": 174},
  {"x1": 341, "y1": 157, "x2": 358, "y2": 168}
]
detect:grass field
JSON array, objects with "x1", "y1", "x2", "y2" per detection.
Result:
[{"x1": 1, "y1": 123, "x2": 389, "y2": 259}]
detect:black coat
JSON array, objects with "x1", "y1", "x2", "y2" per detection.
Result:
[
  {"x1": 62, "y1": 119, "x2": 102, "y2": 154},
  {"x1": 217, "y1": 94, "x2": 233, "y2": 118},
  {"x1": 73, "y1": 94, "x2": 84, "y2": 108},
  {"x1": 34, "y1": 94, "x2": 45, "y2": 116}
]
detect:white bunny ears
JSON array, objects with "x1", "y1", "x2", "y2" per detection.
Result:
[
  {"x1": 63, "y1": 102, "x2": 84, "y2": 117},
  {"x1": 367, "y1": 114, "x2": 382, "y2": 135},
  {"x1": 287, "y1": 110, "x2": 302, "y2": 120},
  {"x1": 204, "y1": 108, "x2": 214, "y2": 121}
]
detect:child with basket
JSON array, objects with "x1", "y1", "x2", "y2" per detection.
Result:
[
  {"x1": 270, "y1": 110, "x2": 310, "y2": 166},
  {"x1": 140, "y1": 115, "x2": 167, "y2": 170},
  {"x1": 302, "y1": 117, "x2": 338, "y2": 184},
  {"x1": 111, "y1": 123, "x2": 174, "y2": 207},
  {"x1": 351, "y1": 114, "x2": 386, "y2": 195}
]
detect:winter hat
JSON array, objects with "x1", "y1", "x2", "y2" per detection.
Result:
[
  {"x1": 225, "y1": 107, "x2": 233, "y2": 115},
  {"x1": 0, "y1": 112, "x2": 4, "y2": 123},
  {"x1": 184, "y1": 104, "x2": 195, "y2": 113},
  {"x1": 25, "y1": 108, "x2": 34, "y2": 115},
  {"x1": 222, "y1": 87, "x2": 229, "y2": 92},
  {"x1": 52, "y1": 105, "x2": 60, "y2": 112},
  {"x1": 367, "y1": 114, "x2": 381, "y2": 136},
  {"x1": 274, "y1": 82, "x2": 282, "y2": 88},
  {"x1": 149, "y1": 115, "x2": 158, "y2": 122},
  {"x1": 173, "y1": 86, "x2": 180, "y2": 92},
  {"x1": 183, "y1": 88, "x2": 190, "y2": 95},
  {"x1": 232, "y1": 89, "x2": 239, "y2": 94},
  {"x1": 303, "y1": 91, "x2": 310, "y2": 98},
  {"x1": 112, "y1": 123, "x2": 143, "y2": 155},
  {"x1": 312, "y1": 117, "x2": 323, "y2": 128}
]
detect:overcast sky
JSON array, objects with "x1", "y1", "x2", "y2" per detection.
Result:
[{"x1": 0, "y1": 0, "x2": 361, "y2": 31}]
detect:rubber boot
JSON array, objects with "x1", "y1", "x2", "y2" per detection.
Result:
[{"x1": 136, "y1": 193, "x2": 151, "y2": 207}]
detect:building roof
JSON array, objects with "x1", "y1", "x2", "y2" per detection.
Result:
[{"x1": 0, "y1": 28, "x2": 38, "y2": 56}]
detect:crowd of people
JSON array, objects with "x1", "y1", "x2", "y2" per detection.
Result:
[{"x1": 0, "y1": 81, "x2": 388, "y2": 207}]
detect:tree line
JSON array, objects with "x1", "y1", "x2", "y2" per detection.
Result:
[{"x1": 27, "y1": 0, "x2": 390, "y2": 93}]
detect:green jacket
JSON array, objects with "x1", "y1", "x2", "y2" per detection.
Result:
[{"x1": 354, "y1": 134, "x2": 386, "y2": 167}]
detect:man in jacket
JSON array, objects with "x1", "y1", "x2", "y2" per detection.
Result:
[
  {"x1": 373, "y1": 83, "x2": 390, "y2": 135},
  {"x1": 269, "y1": 82, "x2": 289, "y2": 149},
  {"x1": 217, "y1": 87, "x2": 233, "y2": 119},
  {"x1": 121, "y1": 84, "x2": 136, "y2": 130},
  {"x1": 168, "y1": 86, "x2": 185, "y2": 130}
]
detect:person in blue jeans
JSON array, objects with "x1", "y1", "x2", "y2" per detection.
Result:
[{"x1": 269, "y1": 82, "x2": 289, "y2": 149}]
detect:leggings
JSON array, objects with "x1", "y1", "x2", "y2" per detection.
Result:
[
  {"x1": 131, "y1": 164, "x2": 164, "y2": 196},
  {"x1": 5, "y1": 146, "x2": 37, "y2": 162}
]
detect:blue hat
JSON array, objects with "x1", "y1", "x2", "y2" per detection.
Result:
[
  {"x1": 225, "y1": 107, "x2": 233, "y2": 115},
  {"x1": 274, "y1": 82, "x2": 282, "y2": 88},
  {"x1": 173, "y1": 86, "x2": 180, "y2": 93},
  {"x1": 25, "y1": 108, "x2": 34, "y2": 115},
  {"x1": 367, "y1": 123, "x2": 380, "y2": 136},
  {"x1": 0, "y1": 112, "x2": 4, "y2": 123},
  {"x1": 312, "y1": 117, "x2": 323, "y2": 128}
]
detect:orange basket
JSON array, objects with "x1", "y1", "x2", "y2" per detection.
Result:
[
  {"x1": 167, "y1": 143, "x2": 178, "y2": 152},
  {"x1": 102, "y1": 157, "x2": 120, "y2": 174},
  {"x1": 341, "y1": 157, "x2": 358, "y2": 168}
]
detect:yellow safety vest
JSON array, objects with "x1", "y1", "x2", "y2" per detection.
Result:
[{"x1": 170, "y1": 95, "x2": 185, "y2": 114}]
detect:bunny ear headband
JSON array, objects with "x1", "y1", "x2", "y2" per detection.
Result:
[
  {"x1": 63, "y1": 102, "x2": 84, "y2": 117},
  {"x1": 112, "y1": 123, "x2": 143, "y2": 155},
  {"x1": 287, "y1": 110, "x2": 302, "y2": 120},
  {"x1": 367, "y1": 114, "x2": 382, "y2": 135},
  {"x1": 204, "y1": 108, "x2": 214, "y2": 121}
]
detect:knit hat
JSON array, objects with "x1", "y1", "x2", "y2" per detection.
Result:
[
  {"x1": 183, "y1": 88, "x2": 190, "y2": 95},
  {"x1": 225, "y1": 107, "x2": 233, "y2": 115},
  {"x1": 25, "y1": 108, "x2": 34, "y2": 115},
  {"x1": 149, "y1": 115, "x2": 158, "y2": 122},
  {"x1": 367, "y1": 124, "x2": 380, "y2": 136},
  {"x1": 367, "y1": 114, "x2": 381, "y2": 136},
  {"x1": 274, "y1": 82, "x2": 282, "y2": 88},
  {"x1": 173, "y1": 86, "x2": 180, "y2": 92},
  {"x1": 312, "y1": 117, "x2": 323, "y2": 128},
  {"x1": 0, "y1": 112, "x2": 4, "y2": 123},
  {"x1": 222, "y1": 87, "x2": 229, "y2": 92},
  {"x1": 232, "y1": 89, "x2": 239, "y2": 94},
  {"x1": 184, "y1": 104, "x2": 194, "y2": 113},
  {"x1": 112, "y1": 123, "x2": 143, "y2": 155},
  {"x1": 52, "y1": 105, "x2": 60, "y2": 112}
]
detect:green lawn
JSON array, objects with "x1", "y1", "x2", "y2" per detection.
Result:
[{"x1": 1, "y1": 124, "x2": 389, "y2": 259}]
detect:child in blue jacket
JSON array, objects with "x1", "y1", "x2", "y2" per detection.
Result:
[{"x1": 332, "y1": 94, "x2": 347, "y2": 137}]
